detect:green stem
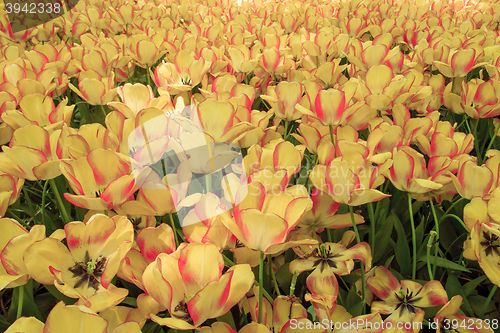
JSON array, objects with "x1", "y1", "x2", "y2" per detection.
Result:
[
  {"x1": 146, "y1": 67, "x2": 152, "y2": 87},
  {"x1": 428, "y1": 193, "x2": 440, "y2": 279},
  {"x1": 438, "y1": 197, "x2": 465, "y2": 224},
  {"x1": 480, "y1": 285, "x2": 498, "y2": 319},
  {"x1": 349, "y1": 205, "x2": 366, "y2": 315},
  {"x1": 326, "y1": 228, "x2": 332, "y2": 243},
  {"x1": 41, "y1": 180, "x2": 49, "y2": 227},
  {"x1": 169, "y1": 213, "x2": 180, "y2": 247},
  {"x1": 258, "y1": 251, "x2": 265, "y2": 324},
  {"x1": 22, "y1": 186, "x2": 37, "y2": 224},
  {"x1": 484, "y1": 119, "x2": 500, "y2": 155},
  {"x1": 440, "y1": 214, "x2": 469, "y2": 233},
  {"x1": 48, "y1": 179, "x2": 71, "y2": 224},
  {"x1": 408, "y1": 193, "x2": 417, "y2": 280},
  {"x1": 100, "y1": 104, "x2": 107, "y2": 120},
  {"x1": 426, "y1": 231, "x2": 437, "y2": 280},
  {"x1": 367, "y1": 202, "x2": 376, "y2": 255},
  {"x1": 471, "y1": 118, "x2": 482, "y2": 165},
  {"x1": 290, "y1": 271, "x2": 298, "y2": 296},
  {"x1": 329, "y1": 125, "x2": 335, "y2": 146},
  {"x1": 205, "y1": 173, "x2": 212, "y2": 194},
  {"x1": 17, "y1": 285, "x2": 24, "y2": 319},
  {"x1": 268, "y1": 255, "x2": 281, "y2": 296},
  {"x1": 283, "y1": 121, "x2": 290, "y2": 140}
]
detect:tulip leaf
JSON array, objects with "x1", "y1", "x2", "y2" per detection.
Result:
[
  {"x1": 463, "y1": 275, "x2": 488, "y2": 297},
  {"x1": 345, "y1": 285, "x2": 363, "y2": 317},
  {"x1": 418, "y1": 256, "x2": 470, "y2": 273},
  {"x1": 392, "y1": 213, "x2": 412, "y2": 276},
  {"x1": 445, "y1": 274, "x2": 474, "y2": 317},
  {"x1": 44, "y1": 285, "x2": 77, "y2": 305},
  {"x1": 217, "y1": 310, "x2": 237, "y2": 330},
  {"x1": 373, "y1": 213, "x2": 394, "y2": 263}
]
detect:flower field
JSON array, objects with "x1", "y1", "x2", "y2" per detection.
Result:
[{"x1": 1, "y1": 0, "x2": 500, "y2": 331}]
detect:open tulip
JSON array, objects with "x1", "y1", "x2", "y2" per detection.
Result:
[
  {"x1": 433, "y1": 296, "x2": 494, "y2": 333},
  {"x1": 142, "y1": 243, "x2": 254, "y2": 330},
  {"x1": 0, "y1": 218, "x2": 45, "y2": 290},
  {"x1": 220, "y1": 179, "x2": 315, "y2": 254},
  {"x1": 447, "y1": 155, "x2": 493, "y2": 199},
  {"x1": 24, "y1": 214, "x2": 133, "y2": 312},
  {"x1": 69, "y1": 70, "x2": 118, "y2": 106},
  {"x1": 0, "y1": 171, "x2": 23, "y2": 217},
  {"x1": 60, "y1": 149, "x2": 137, "y2": 210},
  {"x1": 384, "y1": 146, "x2": 444, "y2": 194},
  {"x1": 367, "y1": 266, "x2": 448, "y2": 333},
  {"x1": 260, "y1": 82, "x2": 304, "y2": 121},
  {"x1": 463, "y1": 221, "x2": 500, "y2": 287},
  {"x1": 290, "y1": 231, "x2": 371, "y2": 309},
  {"x1": 6, "y1": 301, "x2": 142, "y2": 333}
]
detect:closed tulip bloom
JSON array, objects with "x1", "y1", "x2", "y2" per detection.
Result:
[{"x1": 447, "y1": 155, "x2": 493, "y2": 199}]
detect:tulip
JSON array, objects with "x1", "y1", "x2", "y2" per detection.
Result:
[
  {"x1": 260, "y1": 82, "x2": 304, "y2": 121},
  {"x1": 0, "y1": 125, "x2": 69, "y2": 180},
  {"x1": 0, "y1": 172, "x2": 24, "y2": 217},
  {"x1": 227, "y1": 44, "x2": 258, "y2": 73},
  {"x1": 290, "y1": 231, "x2": 371, "y2": 309},
  {"x1": 126, "y1": 34, "x2": 167, "y2": 68},
  {"x1": 463, "y1": 222, "x2": 500, "y2": 287},
  {"x1": 69, "y1": 70, "x2": 118, "y2": 106},
  {"x1": 367, "y1": 266, "x2": 448, "y2": 333},
  {"x1": 433, "y1": 48, "x2": 486, "y2": 78},
  {"x1": 384, "y1": 146, "x2": 444, "y2": 194},
  {"x1": 358, "y1": 64, "x2": 407, "y2": 111},
  {"x1": 24, "y1": 214, "x2": 134, "y2": 312},
  {"x1": 154, "y1": 50, "x2": 211, "y2": 95},
  {"x1": 142, "y1": 243, "x2": 254, "y2": 330},
  {"x1": 60, "y1": 149, "x2": 136, "y2": 210},
  {"x1": 2, "y1": 93, "x2": 74, "y2": 132},
  {"x1": 0, "y1": 218, "x2": 45, "y2": 290},
  {"x1": 296, "y1": 80, "x2": 360, "y2": 127},
  {"x1": 298, "y1": 188, "x2": 365, "y2": 234},
  {"x1": 443, "y1": 78, "x2": 500, "y2": 119},
  {"x1": 108, "y1": 83, "x2": 173, "y2": 119},
  {"x1": 434, "y1": 295, "x2": 495, "y2": 333},
  {"x1": 220, "y1": 180, "x2": 315, "y2": 254},
  {"x1": 118, "y1": 223, "x2": 176, "y2": 290},
  {"x1": 447, "y1": 155, "x2": 493, "y2": 199},
  {"x1": 309, "y1": 151, "x2": 391, "y2": 206},
  {"x1": 6, "y1": 301, "x2": 143, "y2": 333}
]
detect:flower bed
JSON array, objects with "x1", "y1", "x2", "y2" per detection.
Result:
[{"x1": 0, "y1": 0, "x2": 500, "y2": 331}]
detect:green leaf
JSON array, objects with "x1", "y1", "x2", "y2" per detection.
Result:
[
  {"x1": 418, "y1": 256, "x2": 470, "y2": 273},
  {"x1": 307, "y1": 305, "x2": 317, "y2": 322},
  {"x1": 373, "y1": 214, "x2": 394, "y2": 263},
  {"x1": 217, "y1": 309, "x2": 237, "y2": 330},
  {"x1": 44, "y1": 285, "x2": 78, "y2": 305},
  {"x1": 345, "y1": 285, "x2": 363, "y2": 317},
  {"x1": 463, "y1": 275, "x2": 488, "y2": 297},
  {"x1": 392, "y1": 213, "x2": 412, "y2": 276},
  {"x1": 445, "y1": 274, "x2": 474, "y2": 317}
]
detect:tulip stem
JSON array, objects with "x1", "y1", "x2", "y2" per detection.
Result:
[
  {"x1": 258, "y1": 251, "x2": 265, "y2": 324},
  {"x1": 428, "y1": 193, "x2": 440, "y2": 279},
  {"x1": 349, "y1": 205, "x2": 366, "y2": 315},
  {"x1": 49, "y1": 179, "x2": 71, "y2": 224},
  {"x1": 484, "y1": 119, "x2": 500, "y2": 155},
  {"x1": 41, "y1": 180, "x2": 49, "y2": 227},
  {"x1": 426, "y1": 231, "x2": 437, "y2": 280},
  {"x1": 329, "y1": 125, "x2": 335, "y2": 145},
  {"x1": 367, "y1": 202, "x2": 376, "y2": 255},
  {"x1": 437, "y1": 197, "x2": 464, "y2": 224},
  {"x1": 169, "y1": 213, "x2": 180, "y2": 247},
  {"x1": 16, "y1": 285, "x2": 24, "y2": 319},
  {"x1": 283, "y1": 121, "x2": 290, "y2": 140},
  {"x1": 408, "y1": 193, "x2": 417, "y2": 280},
  {"x1": 22, "y1": 186, "x2": 37, "y2": 224},
  {"x1": 471, "y1": 117, "x2": 483, "y2": 165},
  {"x1": 100, "y1": 104, "x2": 107, "y2": 120},
  {"x1": 290, "y1": 271, "x2": 298, "y2": 296},
  {"x1": 268, "y1": 254, "x2": 281, "y2": 296},
  {"x1": 480, "y1": 284, "x2": 498, "y2": 319},
  {"x1": 146, "y1": 67, "x2": 152, "y2": 87}
]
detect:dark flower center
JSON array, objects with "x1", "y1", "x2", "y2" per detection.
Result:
[
  {"x1": 311, "y1": 245, "x2": 342, "y2": 272},
  {"x1": 68, "y1": 251, "x2": 106, "y2": 290},
  {"x1": 394, "y1": 290, "x2": 422, "y2": 316},
  {"x1": 480, "y1": 231, "x2": 500, "y2": 257}
]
